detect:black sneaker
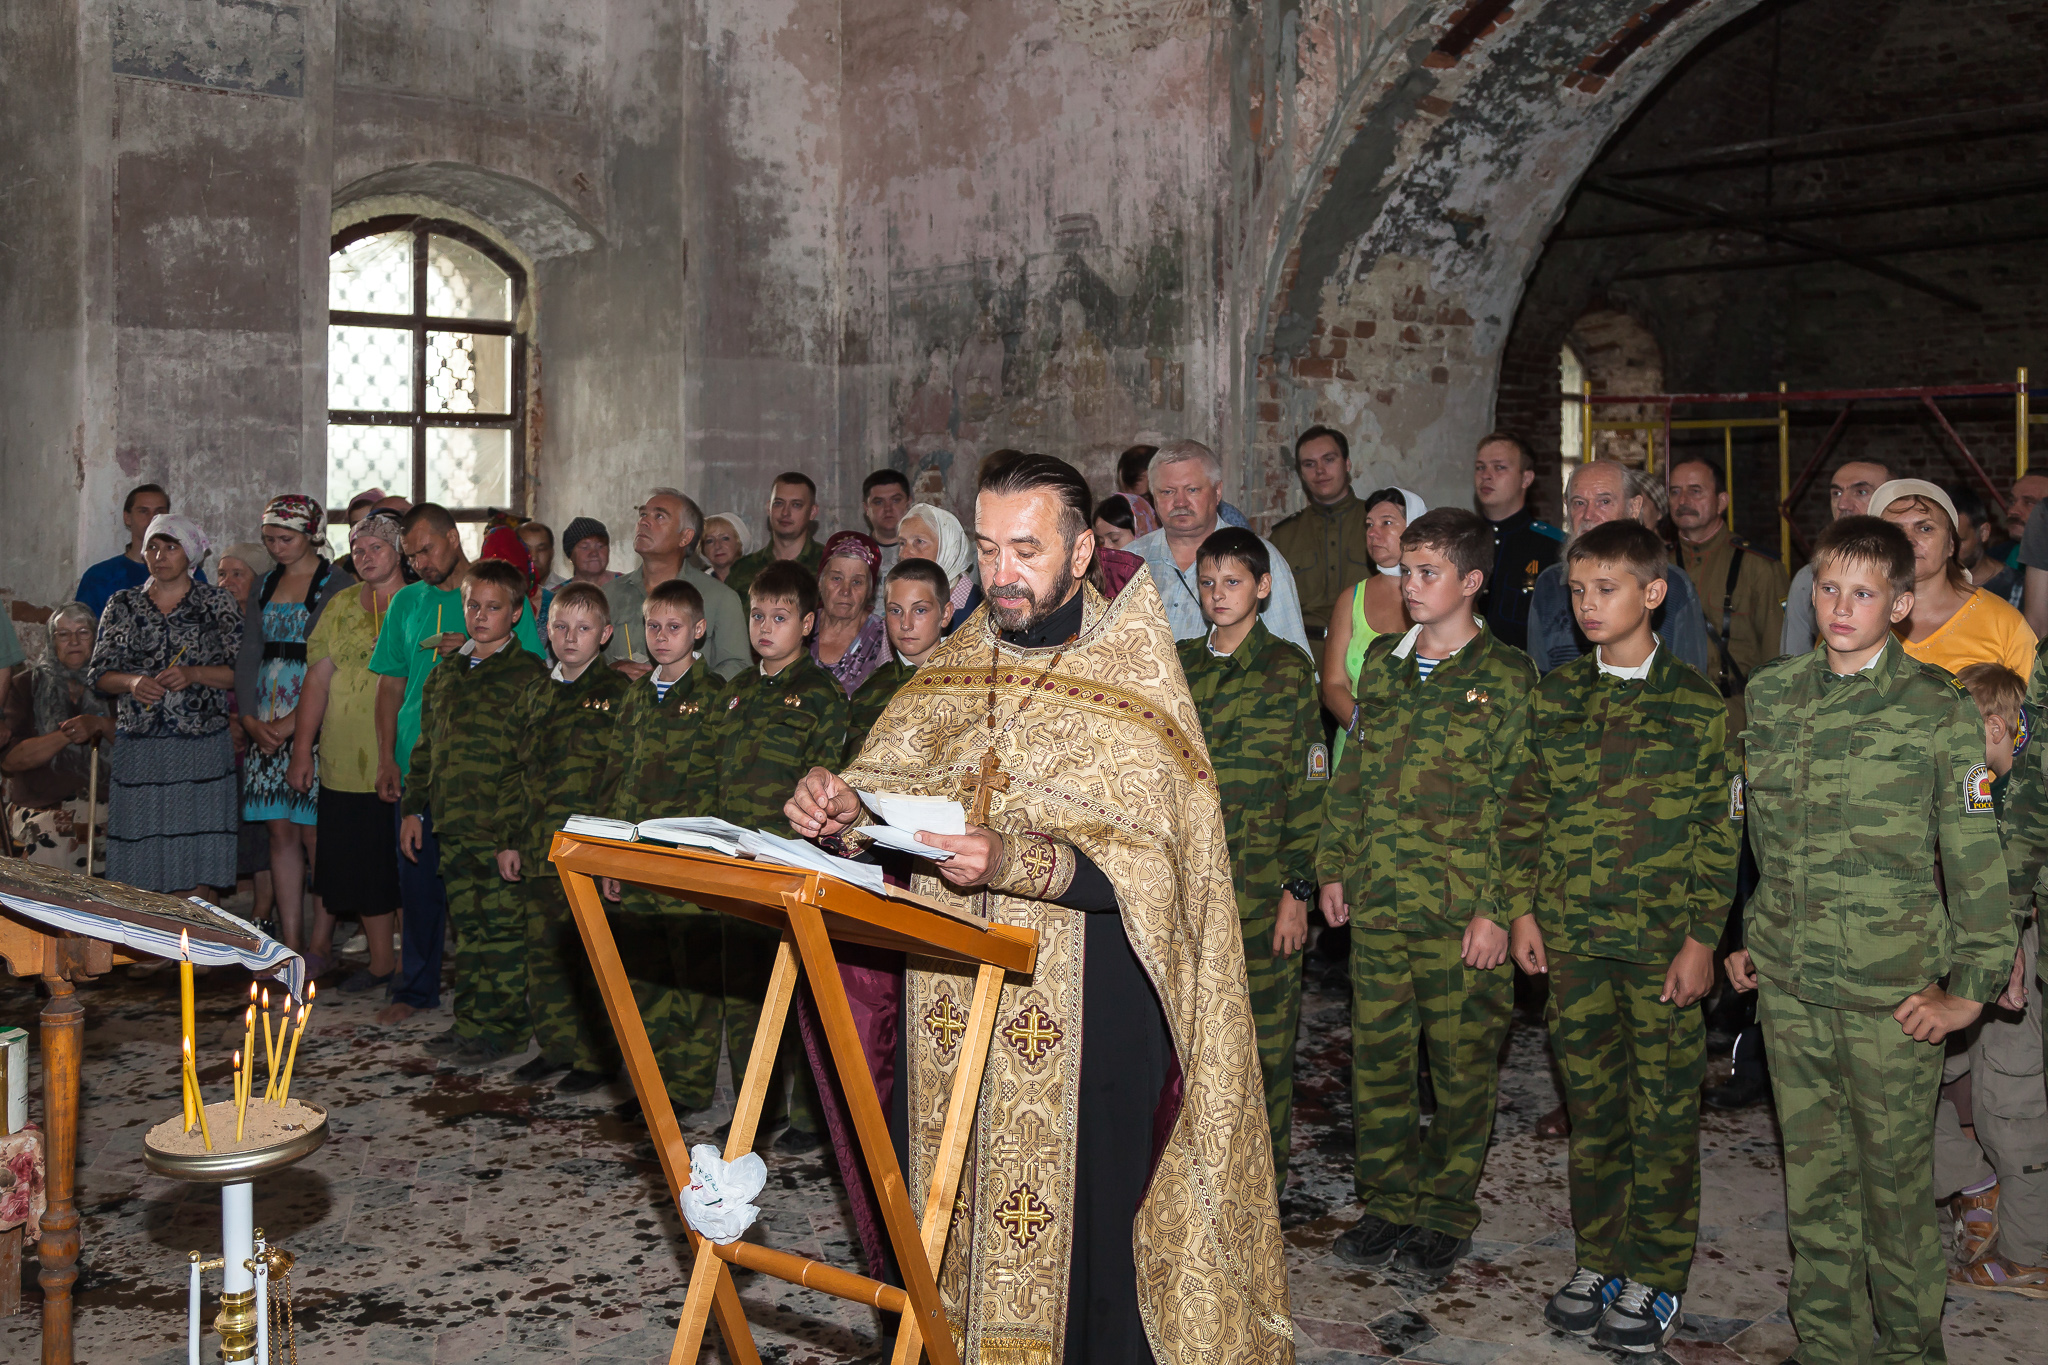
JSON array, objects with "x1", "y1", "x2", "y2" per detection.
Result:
[
  {"x1": 450, "y1": 1037, "x2": 515, "y2": 1068},
  {"x1": 1594, "y1": 1281, "x2": 1682, "y2": 1354},
  {"x1": 1394, "y1": 1227, "x2": 1471, "y2": 1275},
  {"x1": 422, "y1": 1029, "x2": 465, "y2": 1058},
  {"x1": 1544, "y1": 1266, "x2": 1626, "y2": 1334},
  {"x1": 511, "y1": 1054, "x2": 565, "y2": 1083},
  {"x1": 554, "y1": 1067, "x2": 612, "y2": 1095},
  {"x1": 1331, "y1": 1214, "x2": 1415, "y2": 1268},
  {"x1": 775, "y1": 1127, "x2": 822, "y2": 1155}
]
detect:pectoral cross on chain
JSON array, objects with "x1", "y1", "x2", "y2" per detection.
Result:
[{"x1": 960, "y1": 746, "x2": 1011, "y2": 826}]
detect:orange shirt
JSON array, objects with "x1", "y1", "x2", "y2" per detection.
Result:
[{"x1": 1897, "y1": 587, "x2": 2037, "y2": 678}]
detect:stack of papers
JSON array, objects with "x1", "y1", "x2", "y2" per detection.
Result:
[
  {"x1": 563, "y1": 814, "x2": 638, "y2": 842},
  {"x1": 855, "y1": 791, "x2": 964, "y2": 861},
  {"x1": 631, "y1": 816, "x2": 886, "y2": 894}
]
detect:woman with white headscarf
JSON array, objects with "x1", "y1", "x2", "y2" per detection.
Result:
[
  {"x1": 698, "y1": 511, "x2": 756, "y2": 583},
  {"x1": 87, "y1": 513, "x2": 244, "y2": 894},
  {"x1": 898, "y1": 502, "x2": 976, "y2": 631},
  {"x1": 2, "y1": 603, "x2": 115, "y2": 872},
  {"x1": 1322, "y1": 487, "x2": 1426, "y2": 764}
]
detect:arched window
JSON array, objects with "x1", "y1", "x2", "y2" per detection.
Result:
[{"x1": 327, "y1": 218, "x2": 526, "y2": 547}]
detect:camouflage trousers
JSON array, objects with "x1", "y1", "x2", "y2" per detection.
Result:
[
  {"x1": 522, "y1": 878, "x2": 614, "y2": 1073},
  {"x1": 1545, "y1": 952, "x2": 1704, "y2": 1293},
  {"x1": 721, "y1": 916, "x2": 819, "y2": 1134},
  {"x1": 1351, "y1": 928, "x2": 1511, "y2": 1236},
  {"x1": 1760, "y1": 985, "x2": 1945, "y2": 1365},
  {"x1": 611, "y1": 902, "x2": 722, "y2": 1112},
  {"x1": 1242, "y1": 912, "x2": 1305, "y2": 1192},
  {"x1": 443, "y1": 852, "x2": 530, "y2": 1048}
]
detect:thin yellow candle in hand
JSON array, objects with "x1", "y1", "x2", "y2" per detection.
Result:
[
  {"x1": 178, "y1": 931, "x2": 195, "y2": 1126},
  {"x1": 260, "y1": 988, "x2": 278, "y2": 1101},
  {"x1": 184, "y1": 1038, "x2": 212, "y2": 1152},
  {"x1": 624, "y1": 623, "x2": 633, "y2": 662}
]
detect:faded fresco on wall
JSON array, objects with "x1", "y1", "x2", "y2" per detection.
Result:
[{"x1": 885, "y1": 214, "x2": 1189, "y2": 515}]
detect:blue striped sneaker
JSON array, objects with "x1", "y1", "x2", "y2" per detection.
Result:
[
  {"x1": 1544, "y1": 1267, "x2": 1624, "y2": 1334},
  {"x1": 1595, "y1": 1280, "x2": 1682, "y2": 1353}
]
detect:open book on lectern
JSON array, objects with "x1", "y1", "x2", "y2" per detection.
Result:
[{"x1": 559, "y1": 811, "x2": 989, "y2": 928}]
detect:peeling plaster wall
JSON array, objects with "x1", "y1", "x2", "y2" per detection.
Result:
[{"x1": 837, "y1": 0, "x2": 1228, "y2": 523}]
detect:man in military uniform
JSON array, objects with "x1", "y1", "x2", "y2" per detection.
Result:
[
  {"x1": 1729, "y1": 516, "x2": 2012, "y2": 1365},
  {"x1": 498, "y1": 582, "x2": 632, "y2": 1093},
  {"x1": 1269, "y1": 425, "x2": 1375, "y2": 640},
  {"x1": 1502, "y1": 519, "x2": 1738, "y2": 1351},
  {"x1": 689, "y1": 559, "x2": 848, "y2": 1151},
  {"x1": 1178, "y1": 528, "x2": 1330, "y2": 1192},
  {"x1": 727, "y1": 471, "x2": 826, "y2": 598},
  {"x1": 1472, "y1": 432, "x2": 1564, "y2": 652},
  {"x1": 399, "y1": 560, "x2": 547, "y2": 1068},
  {"x1": 1667, "y1": 457, "x2": 1789, "y2": 733},
  {"x1": 1316, "y1": 508, "x2": 1536, "y2": 1278}
]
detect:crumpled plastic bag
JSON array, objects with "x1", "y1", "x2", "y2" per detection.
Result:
[{"x1": 678, "y1": 1143, "x2": 766, "y2": 1244}]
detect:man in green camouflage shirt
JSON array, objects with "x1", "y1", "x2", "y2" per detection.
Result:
[
  {"x1": 1315, "y1": 509, "x2": 1536, "y2": 1278},
  {"x1": 1178, "y1": 529, "x2": 1329, "y2": 1194},
  {"x1": 685, "y1": 561, "x2": 849, "y2": 1148},
  {"x1": 400, "y1": 562, "x2": 546, "y2": 1066},
  {"x1": 1500, "y1": 520, "x2": 1737, "y2": 1350},
  {"x1": 596, "y1": 579, "x2": 726, "y2": 1116},
  {"x1": 498, "y1": 582, "x2": 631, "y2": 1092},
  {"x1": 1730, "y1": 517, "x2": 2014, "y2": 1365}
]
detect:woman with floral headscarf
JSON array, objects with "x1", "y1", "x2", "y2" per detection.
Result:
[
  {"x1": 3, "y1": 603, "x2": 115, "y2": 872},
  {"x1": 234, "y1": 494, "x2": 354, "y2": 958},
  {"x1": 88, "y1": 514, "x2": 243, "y2": 894},
  {"x1": 811, "y1": 531, "x2": 889, "y2": 695}
]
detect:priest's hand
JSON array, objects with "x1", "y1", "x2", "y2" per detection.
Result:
[
  {"x1": 1461, "y1": 914, "x2": 1509, "y2": 970},
  {"x1": 786, "y1": 767, "x2": 862, "y2": 838},
  {"x1": 919, "y1": 829, "x2": 1002, "y2": 888},
  {"x1": 1316, "y1": 882, "x2": 1349, "y2": 928}
]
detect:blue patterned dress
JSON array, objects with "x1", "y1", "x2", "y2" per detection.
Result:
[{"x1": 242, "y1": 600, "x2": 318, "y2": 824}]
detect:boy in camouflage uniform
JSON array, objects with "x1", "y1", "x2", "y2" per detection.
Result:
[
  {"x1": 598, "y1": 579, "x2": 727, "y2": 1118},
  {"x1": 1939, "y1": 662, "x2": 2047, "y2": 1297},
  {"x1": 1178, "y1": 528, "x2": 1329, "y2": 1195},
  {"x1": 1729, "y1": 517, "x2": 2014, "y2": 1364},
  {"x1": 1315, "y1": 508, "x2": 1536, "y2": 1277},
  {"x1": 401, "y1": 560, "x2": 546, "y2": 1067},
  {"x1": 688, "y1": 559, "x2": 848, "y2": 1149},
  {"x1": 1501, "y1": 520, "x2": 1737, "y2": 1351},
  {"x1": 844, "y1": 558, "x2": 952, "y2": 764},
  {"x1": 499, "y1": 581, "x2": 631, "y2": 1092}
]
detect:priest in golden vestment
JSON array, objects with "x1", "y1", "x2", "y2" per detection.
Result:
[{"x1": 788, "y1": 453, "x2": 1293, "y2": 1365}]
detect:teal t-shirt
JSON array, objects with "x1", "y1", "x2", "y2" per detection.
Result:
[
  {"x1": 0, "y1": 613, "x2": 22, "y2": 670},
  {"x1": 367, "y1": 578, "x2": 545, "y2": 780}
]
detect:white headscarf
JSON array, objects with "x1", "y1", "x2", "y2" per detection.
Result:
[
  {"x1": 901, "y1": 502, "x2": 974, "y2": 587},
  {"x1": 1364, "y1": 487, "x2": 1428, "y2": 576},
  {"x1": 143, "y1": 513, "x2": 212, "y2": 574},
  {"x1": 704, "y1": 511, "x2": 758, "y2": 557}
]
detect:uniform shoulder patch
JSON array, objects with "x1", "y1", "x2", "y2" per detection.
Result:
[
  {"x1": 1966, "y1": 762, "x2": 1995, "y2": 813},
  {"x1": 1730, "y1": 774, "x2": 1745, "y2": 821},
  {"x1": 1307, "y1": 742, "x2": 1329, "y2": 782}
]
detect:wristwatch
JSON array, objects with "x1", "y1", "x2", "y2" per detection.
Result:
[{"x1": 1283, "y1": 878, "x2": 1317, "y2": 904}]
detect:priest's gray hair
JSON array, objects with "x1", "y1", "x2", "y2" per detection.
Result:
[
  {"x1": 1149, "y1": 439, "x2": 1223, "y2": 486},
  {"x1": 647, "y1": 487, "x2": 704, "y2": 545}
]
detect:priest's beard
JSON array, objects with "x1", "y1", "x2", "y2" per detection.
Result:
[{"x1": 986, "y1": 557, "x2": 1079, "y2": 634}]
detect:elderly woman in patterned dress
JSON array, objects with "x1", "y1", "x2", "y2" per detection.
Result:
[
  {"x1": 87, "y1": 515, "x2": 243, "y2": 895},
  {"x1": 235, "y1": 494, "x2": 353, "y2": 959},
  {"x1": 810, "y1": 531, "x2": 889, "y2": 695},
  {"x1": 2, "y1": 603, "x2": 115, "y2": 872}
]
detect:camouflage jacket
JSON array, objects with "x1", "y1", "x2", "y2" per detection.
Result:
[
  {"x1": 1314, "y1": 621, "x2": 1536, "y2": 937},
  {"x1": 401, "y1": 643, "x2": 546, "y2": 850},
  {"x1": 1179, "y1": 621, "x2": 1327, "y2": 920},
  {"x1": 689, "y1": 654, "x2": 848, "y2": 836},
  {"x1": 599, "y1": 659, "x2": 724, "y2": 912},
  {"x1": 726, "y1": 539, "x2": 824, "y2": 600},
  {"x1": 1741, "y1": 641, "x2": 2014, "y2": 1009},
  {"x1": 1500, "y1": 647, "x2": 1737, "y2": 963},
  {"x1": 845, "y1": 657, "x2": 916, "y2": 767},
  {"x1": 502, "y1": 660, "x2": 631, "y2": 876},
  {"x1": 1995, "y1": 635, "x2": 2048, "y2": 911}
]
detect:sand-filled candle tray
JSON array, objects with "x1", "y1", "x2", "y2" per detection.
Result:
[{"x1": 143, "y1": 1099, "x2": 327, "y2": 1182}]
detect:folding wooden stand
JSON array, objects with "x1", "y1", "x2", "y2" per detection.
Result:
[{"x1": 549, "y1": 833, "x2": 1037, "y2": 1365}]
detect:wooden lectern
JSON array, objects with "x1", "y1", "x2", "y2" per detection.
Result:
[{"x1": 549, "y1": 832, "x2": 1036, "y2": 1365}]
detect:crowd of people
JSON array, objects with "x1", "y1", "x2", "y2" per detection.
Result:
[{"x1": 2, "y1": 428, "x2": 2046, "y2": 1357}]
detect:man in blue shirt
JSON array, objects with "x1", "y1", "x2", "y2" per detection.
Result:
[{"x1": 75, "y1": 484, "x2": 207, "y2": 619}]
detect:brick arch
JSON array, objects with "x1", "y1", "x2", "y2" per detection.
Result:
[{"x1": 1229, "y1": 0, "x2": 1766, "y2": 527}]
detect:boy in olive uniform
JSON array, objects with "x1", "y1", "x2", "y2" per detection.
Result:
[
  {"x1": 401, "y1": 560, "x2": 546, "y2": 1066},
  {"x1": 1501, "y1": 520, "x2": 1738, "y2": 1351},
  {"x1": 1178, "y1": 528, "x2": 1329, "y2": 1195},
  {"x1": 1315, "y1": 508, "x2": 1536, "y2": 1277},
  {"x1": 498, "y1": 582, "x2": 631, "y2": 1092},
  {"x1": 598, "y1": 578, "x2": 726, "y2": 1119},
  {"x1": 689, "y1": 559, "x2": 848, "y2": 1150},
  {"x1": 1730, "y1": 517, "x2": 2013, "y2": 1364},
  {"x1": 844, "y1": 558, "x2": 952, "y2": 764}
]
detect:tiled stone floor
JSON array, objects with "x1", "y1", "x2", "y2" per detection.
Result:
[{"x1": 0, "y1": 946, "x2": 2041, "y2": 1363}]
